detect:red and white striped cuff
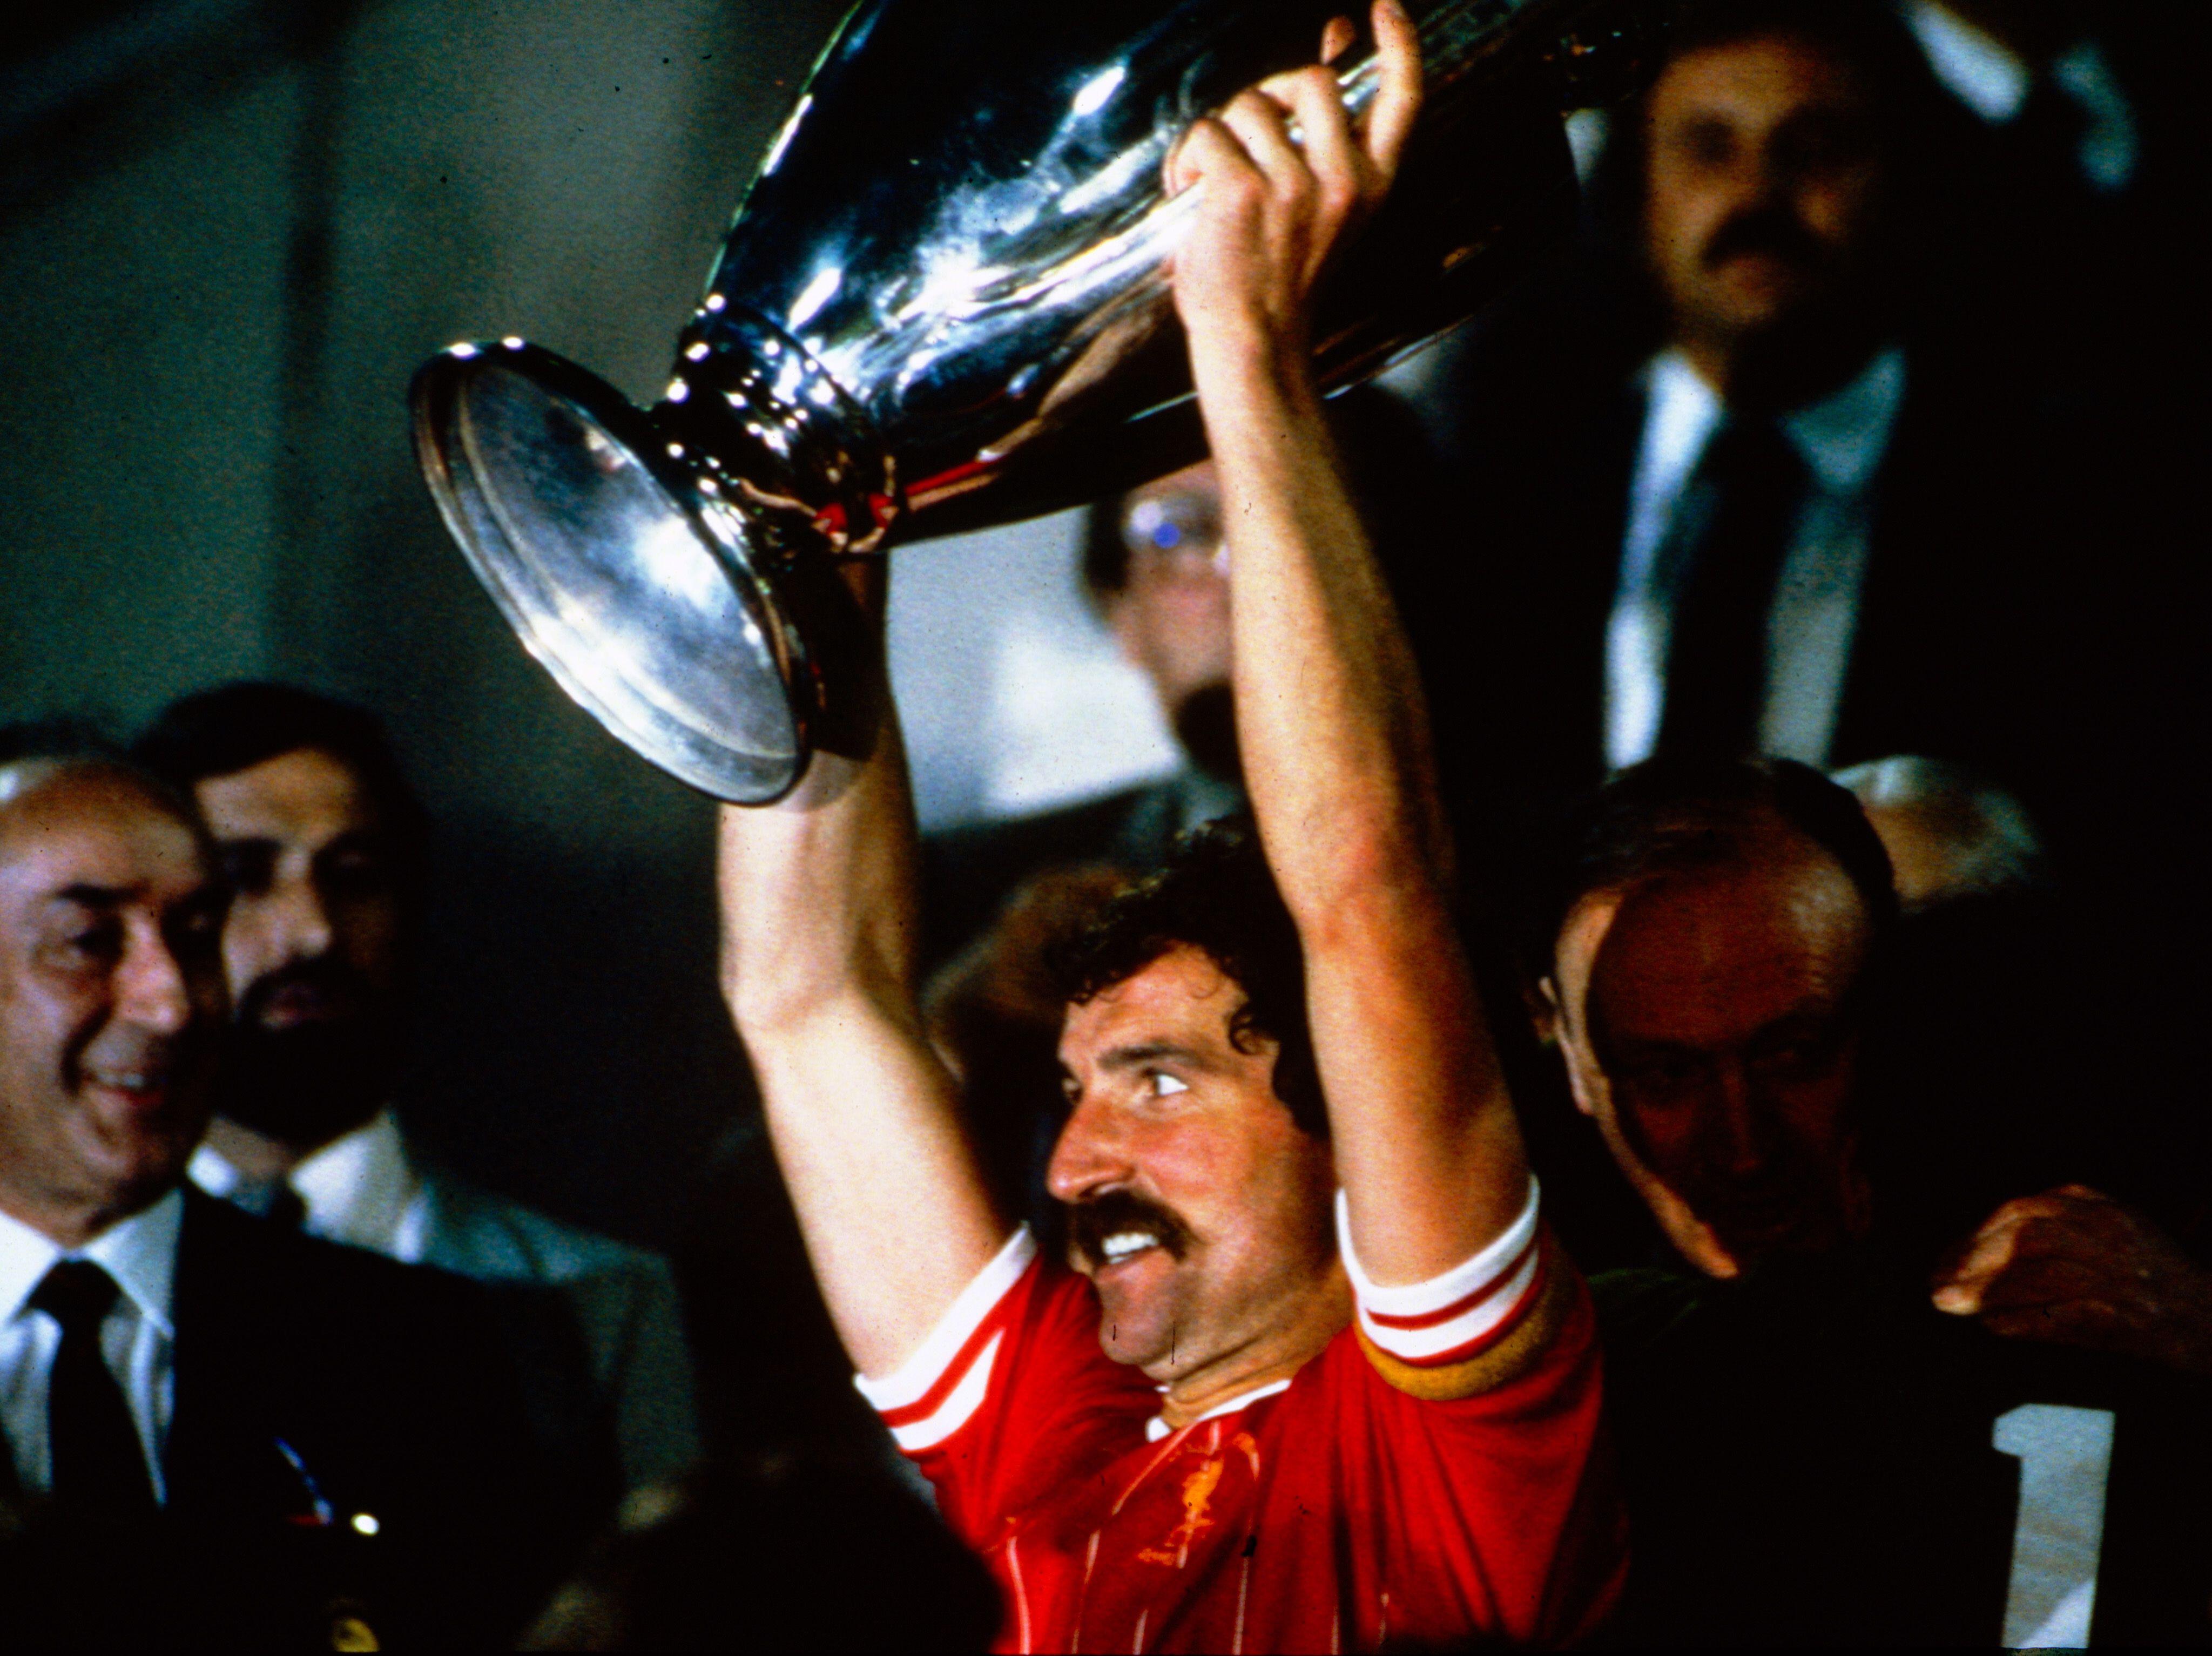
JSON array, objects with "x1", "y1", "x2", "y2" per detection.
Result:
[
  {"x1": 853, "y1": 1227, "x2": 1036, "y2": 1454},
  {"x1": 1337, "y1": 1179, "x2": 1543, "y2": 1368}
]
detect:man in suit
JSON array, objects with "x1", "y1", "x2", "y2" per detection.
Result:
[
  {"x1": 135, "y1": 683, "x2": 700, "y2": 1516},
  {"x1": 1398, "y1": 0, "x2": 2204, "y2": 1212},
  {"x1": 1528, "y1": 755, "x2": 2212, "y2": 1644},
  {"x1": 0, "y1": 732, "x2": 545, "y2": 1647},
  {"x1": 1398, "y1": 0, "x2": 2151, "y2": 870}
]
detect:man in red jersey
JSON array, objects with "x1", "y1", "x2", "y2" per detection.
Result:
[{"x1": 716, "y1": 5, "x2": 1626, "y2": 1649}]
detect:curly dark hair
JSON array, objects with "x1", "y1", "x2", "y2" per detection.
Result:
[{"x1": 1050, "y1": 817, "x2": 1326, "y2": 1137}]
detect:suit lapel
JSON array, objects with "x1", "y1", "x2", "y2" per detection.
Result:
[
  {"x1": 165, "y1": 1192, "x2": 317, "y2": 1523},
  {"x1": 1829, "y1": 360, "x2": 2013, "y2": 774}
]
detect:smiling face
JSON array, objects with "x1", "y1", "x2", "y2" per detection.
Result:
[
  {"x1": 1643, "y1": 29, "x2": 1891, "y2": 396},
  {"x1": 1048, "y1": 945, "x2": 1341, "y2": 1385},
  {"x1": 193, "y1": 746, "x2": 410, "y2": 1149},
  {"x1": 0, "y1": 763, "x2": 227, "y2": 1242},
  {"x1": 1551, "y1": 830, "x2": 1873, "y2": 1275}
]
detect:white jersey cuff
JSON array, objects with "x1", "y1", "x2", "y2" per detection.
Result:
[
  {"x1": 1337, "y1": 1178, "x2": 1542, "y2": 1366},
  {"x1": 854, "y1": 1226, "x2": 1035, "y2": 1451}
]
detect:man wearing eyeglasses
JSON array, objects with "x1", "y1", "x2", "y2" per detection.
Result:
[{"x1": 921, "y1": 459, "x2": 1243, "y2": 977}]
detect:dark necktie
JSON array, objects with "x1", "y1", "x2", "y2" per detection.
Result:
[
  {"x1": 29, "y1": 1260, "x2": 157, "y2": 1512},
  {"x1": 2014, "y1": 69, "x2": 2093, "y2": 193},
  {"x1": 1655, "y1": 416, "x2": 1806, "y2": 760}
]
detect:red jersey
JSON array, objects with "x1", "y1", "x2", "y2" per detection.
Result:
[{"x1": 856, "y1": 1185, "x2": 1625, "y2": 1653}]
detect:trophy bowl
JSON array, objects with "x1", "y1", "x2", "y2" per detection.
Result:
[{"x1": 413, "y1": 0, "x2": 1658, "y2": 802}]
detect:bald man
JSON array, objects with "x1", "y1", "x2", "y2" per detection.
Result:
[
  {"x1": 1529, "y1": 755, "x2": 2212, "y2": 1646},
  {"x1": 0, "y1": 730, "x2": 547, "y2": 1648}
]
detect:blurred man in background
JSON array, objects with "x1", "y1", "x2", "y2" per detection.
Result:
[
  {"x1": 921, "y1": 385, "x2": 1432, "y2": 974},
  {"x1": 1832, "y1": 753, "x2": 2042, "y2": 912},
  {"x1": 921, "y1": 461, "x2": 1241, "y2": 973},
  {"x1": 136, "y1": 684, "x2": 698, "y2": 1520},
  {"x1": 0, "y1": 727, "x2": 544, "y2": 1647},
  {"x1": 1396, "y1": 0, "x2": 2125, "y2": 862},
  {"x1": 1532, "y1": 756, "x2": 2212, "y2": 1645},
  {"x1": 1387, "y1": 0, "x2": 2209, "y2": 1232}
]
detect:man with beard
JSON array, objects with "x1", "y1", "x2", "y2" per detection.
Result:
[
  {"x1": 716, "y1": 9, "x2": 1624, "y2": 1648},
  {"x1": 0, "y1": 729, "x2": 545, "y2": 1646},
  {"x1": 135, "y1": 684, "x2": 699, "y2": 1512},
  {"x1": 1532, "y1": 756, "x2": 2212, "y2": 1645}
]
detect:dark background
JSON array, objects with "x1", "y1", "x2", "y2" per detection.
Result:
[{"x1": 0, "y1": 0, "x2": 858, "y2": 1247}]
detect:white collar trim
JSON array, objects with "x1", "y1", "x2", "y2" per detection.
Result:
[
  {"x1": 190, "y1": 1108, "x2": 424, "y2": 1257},
  {"x1": 1145, "y1": 1377, "x2": 1292, "y2": 1443}
]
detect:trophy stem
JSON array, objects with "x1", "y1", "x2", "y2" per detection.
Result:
[{"x1": 657, "y1": 303, "x2": 902, "y2": 565}]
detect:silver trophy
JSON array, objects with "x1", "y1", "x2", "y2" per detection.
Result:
[{"x1": 412, "y1": 0, "x2": 1655, "y2": 803}]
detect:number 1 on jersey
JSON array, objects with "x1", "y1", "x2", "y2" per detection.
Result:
[{"x1": 1994, "y1": 1403, "x2": 2115, "y2": 1648}]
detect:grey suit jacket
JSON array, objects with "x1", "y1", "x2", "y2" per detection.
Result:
[{"x1": 412, "y1": 1168, "x2": 700, "y2": 1495}]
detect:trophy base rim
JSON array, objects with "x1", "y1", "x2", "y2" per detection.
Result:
[{"x1": 411, "y1": 340, "x2": 815, "y2": 806}]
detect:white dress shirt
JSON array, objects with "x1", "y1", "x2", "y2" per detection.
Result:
[
  {"x1": 1606, "y1": 346, "x2": 1908, "y2": 770},
  {"x1": 190, "y1": 1107, "x2": 430, "y2": 1261},
  {"x1": 0, "y1": 1188, "x2": 182, "y2": 1500},
  {"x1": 1904, "y1": 2, "x2": 2139, "y2": 192}
]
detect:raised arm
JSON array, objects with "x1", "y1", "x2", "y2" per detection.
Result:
[
  {"x1": 1170, "y1": 0, "x2": 1528, "y2": 1284},
  {"x1": 716, "y1": 566, "x2": 1006, "y2": 1377}
]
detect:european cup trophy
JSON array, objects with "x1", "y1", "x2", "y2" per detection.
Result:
[{"x1": 411, "y1": 0, "x2": 1656, "y2": 803}]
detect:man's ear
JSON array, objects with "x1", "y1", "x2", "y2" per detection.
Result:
[
  {"x1": 1526, "y1": 976, "x2": 1561, "y2": 1046},
  {"x1": 1559, "y1": 1042, "x2": 1603, "y2": 1120},
  {"x1": 1532, "y1": 976, "x2": 1604, "y2": 1121}
]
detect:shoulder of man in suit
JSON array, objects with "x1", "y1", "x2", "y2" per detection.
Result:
[{"x1": 411, "y1": 1165, "x2": 671, "y2": 1291}]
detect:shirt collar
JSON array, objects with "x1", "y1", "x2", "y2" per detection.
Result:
[
  {"x1": 190, "y1": 1108, "x2": 422, "y2": 1254},
  {"x1": 0, "y1": 1205, "x2": 61, "y2": 1327},
  {"x1": 2050, "y1": 43, "x2": 2139, "y2": 193},
  {"x1": 1905, "y1": 6, "x2": 2136, "y2": 191},
  {"x1": 1640, "y1": 349, "x2": 1725, "y2": 504},
  {"x1": 1781, "y1": 346, "x2": 1907, "y2": 495},
  {"x1": 81, "y1": 1188, "x2": 183, "y2": 1336},
  {"x1": 1145, "y1": 1377, "x2": 1292, "y2": 1443},
  {"x1": 0, "y1": 1187, "x2": 183, "y2": 1337},
  {"x1": 1638, "y1": 343, "x2": 1904, "y2": 500},
  {"x1": 185, "y1": 1141, "x2": 245, "y2": 1200},
  {"x1": 288, "y1": 1109, "x2": 420, "y2": 1252},
  {"x1": 1906, "y1": 2, "x2": 2028, "y2": 122}
]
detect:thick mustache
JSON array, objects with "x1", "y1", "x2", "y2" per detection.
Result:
[
  {"x1": 1066, "y1": 1188, "x2": 1193, "y2": 1269},
  {"x1": 1702, "y1": 207, "x2": 1827, "y2": 273},
  {"x1": 238, "y1": 957, "x2": 370, "y2": 1024}
]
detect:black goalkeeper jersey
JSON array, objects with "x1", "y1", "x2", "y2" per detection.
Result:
[{"x1": 1594, "y1": 1252, "x2": 2212, "y2": 1647}]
